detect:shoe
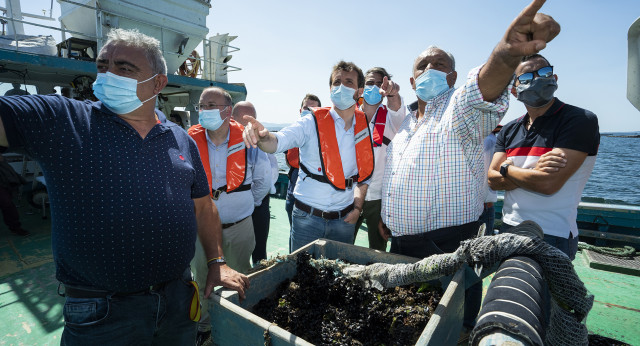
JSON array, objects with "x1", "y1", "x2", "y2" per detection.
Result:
[
  {"x1": 10, "y1": 228, "x2": 30, "y2": 236},
  {"x1": 196, "y1": 330, "x2": 212, "y2": 346}
]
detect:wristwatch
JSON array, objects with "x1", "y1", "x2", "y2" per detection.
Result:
[{"x1": 500, "y1": 162, "x2": 512, "y2": 177}]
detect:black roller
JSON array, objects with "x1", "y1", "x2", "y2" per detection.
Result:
[{"x1": 470, "y1": 256, "x2": 546, "y2": 346}]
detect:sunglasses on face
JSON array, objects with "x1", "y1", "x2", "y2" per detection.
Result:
[{"x1": 516, "y1": 66, "x2": 554, "y2": 85}]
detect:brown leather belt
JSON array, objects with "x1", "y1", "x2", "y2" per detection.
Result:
[{"x1": 294, "y1": 200, "x2": 353, "y2": 220}]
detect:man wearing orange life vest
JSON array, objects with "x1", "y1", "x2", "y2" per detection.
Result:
[
  {"x1": 188, "y1": 87, "x2": 271, "y2": 341},
  {"x1": 354, "y1": 67, "x2": 406, "y2": 251},
  {"x1": 242, "y1": 61, "x2": 373, "y2": 252},
  {"x1": 284, "y1": 94, "x2": 321, "y2": 227}
]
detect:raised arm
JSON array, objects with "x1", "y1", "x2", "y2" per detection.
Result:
[{"x1": 479, "y1": 0, "x2": 560, "y2": 102}]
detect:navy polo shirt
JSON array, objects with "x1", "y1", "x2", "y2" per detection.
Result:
[
  {"x1": 0, "y1": 94, "x2": 210, "y2": 291},
  {"x1": 495, "y1": 98, "x2": 599, "y2": 157}
]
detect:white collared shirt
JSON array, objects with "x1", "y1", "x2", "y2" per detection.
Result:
[{"x1": 275, "y1": 108, "x2": 370, "y2": 210}]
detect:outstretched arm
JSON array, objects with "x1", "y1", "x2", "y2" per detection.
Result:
[
  {"x1": 479, "y1": 0, "x2": 561, "y2": 102},
  {"x1": 242, "y1": 115, "x2": 278, "y2": 153}
]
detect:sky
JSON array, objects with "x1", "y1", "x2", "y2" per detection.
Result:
[{"x1": 13, "y1": 0, "x2": 640, "y2": 132}]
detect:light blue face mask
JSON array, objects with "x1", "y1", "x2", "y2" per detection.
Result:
[
  {"x1": 330, "y1": 84, "x2": 357, "y2": 110},
  {"x1": 414, "y1": 69, "x2": 452, "y2": 102},
  {"x1": 300, "y1": 109, "x2": 312, "y2": 117},
  {"x1": 199, "y1": 108, "x2": 227, "y2": 131},
  {"x1": 92, "y1": 72, "x2": 158, "y2": 114},
  {"x1": 363, "y1": 85, "x2": 382, "y2": 105}
]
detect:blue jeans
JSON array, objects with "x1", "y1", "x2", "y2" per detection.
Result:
[
  {"x1": 500, "y1": 223, "x2": 579, "y2": 260},
  {"x1": 61, "y1": 268, "x2": 197, "y2": 345},
  {"x1": 290, "y1": 205, "x2": 355, "y2": 252}
]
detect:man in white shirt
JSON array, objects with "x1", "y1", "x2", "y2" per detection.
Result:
[
  {"x1": 242, "y1": 61, "x2": 373, "y2": 252},
  {"x1": 354, "y1": 67, "x2": 405, "y2": 251}
]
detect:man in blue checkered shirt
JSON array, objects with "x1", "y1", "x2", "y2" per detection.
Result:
[{"x1": 379, "y1": 0, "x2": 561, "y2": 334}]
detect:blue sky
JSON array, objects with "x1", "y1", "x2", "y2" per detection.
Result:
[
  {"x1": 16, "y1": 0, "x2": 640, "y2": 132},
  {"x1": 205, "y1": 0, "x2": 640, "y2": 132}
]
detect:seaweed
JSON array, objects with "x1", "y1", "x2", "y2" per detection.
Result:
[{"x1": 252, "y1": 252, "x2": 443, "y2": 346}]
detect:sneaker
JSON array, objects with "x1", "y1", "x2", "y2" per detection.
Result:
[
  {"x1": 10, "y1": 228, "x2": 30, "y2": 236},
  {"x1": 196, "y1": 330, "x2": 212, "y2": 346}
]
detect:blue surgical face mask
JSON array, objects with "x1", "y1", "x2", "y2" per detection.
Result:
[
  {"x1": 363, "y1": 85, "x2": 382, "y2": 105},
  {"x1": 300, "y1": 109, "x2": 312, "y2": 117},
  {"x1": 414, "y1": 69, "x2": 452, "y2": 102},
  {"x1": 330, "y1": 84, "x2": 357, "y2": 110},
  {"x1": 199, "y1": 108, "x2": 227, "y2": 131},
  {"x1": 92, "y1": 72, "x2": 158, "y2": 114}
]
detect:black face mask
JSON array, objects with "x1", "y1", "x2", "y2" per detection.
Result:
[{"x1": 516, "y1": 77, "x2": 558, "y2": 108}]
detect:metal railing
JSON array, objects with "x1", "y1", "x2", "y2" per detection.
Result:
[{"x1": 0, "y1": 0, "x2": 240, "y2": 78}]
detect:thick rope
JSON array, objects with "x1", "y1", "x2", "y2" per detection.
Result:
[{"x1": 578, "y1": 242, "x2": 636, "y2": 258}]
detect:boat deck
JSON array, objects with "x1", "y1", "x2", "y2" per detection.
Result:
[{"x1": 1, "y1": 197, "x2": 639, "y2": 345}]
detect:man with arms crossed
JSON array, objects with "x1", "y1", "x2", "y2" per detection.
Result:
[{"x1": 488, "y1": 54, "x2": 599, "y2": 260}]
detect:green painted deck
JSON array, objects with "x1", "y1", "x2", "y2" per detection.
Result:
[{"x1": 1, "y1": 197, "x2": 639, "y2": 345}]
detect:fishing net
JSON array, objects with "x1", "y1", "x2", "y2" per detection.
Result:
[{"x1": 342, "y1": 221, "x2": 594, "y2": 346}]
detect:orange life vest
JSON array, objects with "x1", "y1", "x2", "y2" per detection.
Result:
[
  {"x1": 285, "y1": 147, "x2": 299, "y2": 169},
  {"x1": 370, "y1": 105, "x2": 391, "y2": 147},
  {"x1": 188, "y1": 120, "x2": 249, "y2": 199},
  {"x1": 299, "y1": 107, "x2": 374, "y2": 191}
]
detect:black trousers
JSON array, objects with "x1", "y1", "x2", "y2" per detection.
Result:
[{"x1": 251, "y1": 194, "x2": 270, "y2": 263}]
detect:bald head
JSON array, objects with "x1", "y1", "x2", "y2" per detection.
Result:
[{"x1": 232, "y1": 101, "x2": 256, "y2": 126}]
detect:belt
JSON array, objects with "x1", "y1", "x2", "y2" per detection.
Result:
[
  {"x1": 294, "y1": 200, "x2": 354, "y2": 220},
  {"x1": 61, "y1": 281, "x2": 170, "y2": 299},
  {"x1": 222, "y1": 216, "x2": 250, "y2": 229}
]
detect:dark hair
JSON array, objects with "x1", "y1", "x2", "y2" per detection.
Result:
[
  {"x1": 301, "y1": 93, "x2": 321, "y2": 108},
  {"x1": 329, "y1": 61, "x2": 364, "y2": 88},
  {"x1": 365, "y1": 67, "x2": 392, "y2": 80},
  {"x1": 521, "y1": 54, "x2": 551, "y2": 66}
]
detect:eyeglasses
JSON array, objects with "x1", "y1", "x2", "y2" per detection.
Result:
[
  {"x1": 196, "y1": 103, "x2": 231, "y2": 111},
  {"x1": 516, "y1": 66, "x2": 554, "y2": 85}
]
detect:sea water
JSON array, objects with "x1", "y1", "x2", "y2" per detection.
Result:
[{"x1": 275, "y1": 132, "x2": 640, "y2": 206}]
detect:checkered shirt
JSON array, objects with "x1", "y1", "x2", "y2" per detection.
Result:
[{"x1": 381, "y1": 66, "x2": 511, "y2": 236}]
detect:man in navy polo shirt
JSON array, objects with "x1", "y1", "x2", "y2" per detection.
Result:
[
  {"x1": 488, "y1": 53, "x2": 600, "y2": 260},
  {"x1": 0, "y1": 28, "x2": 249, "y2": 344}
]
